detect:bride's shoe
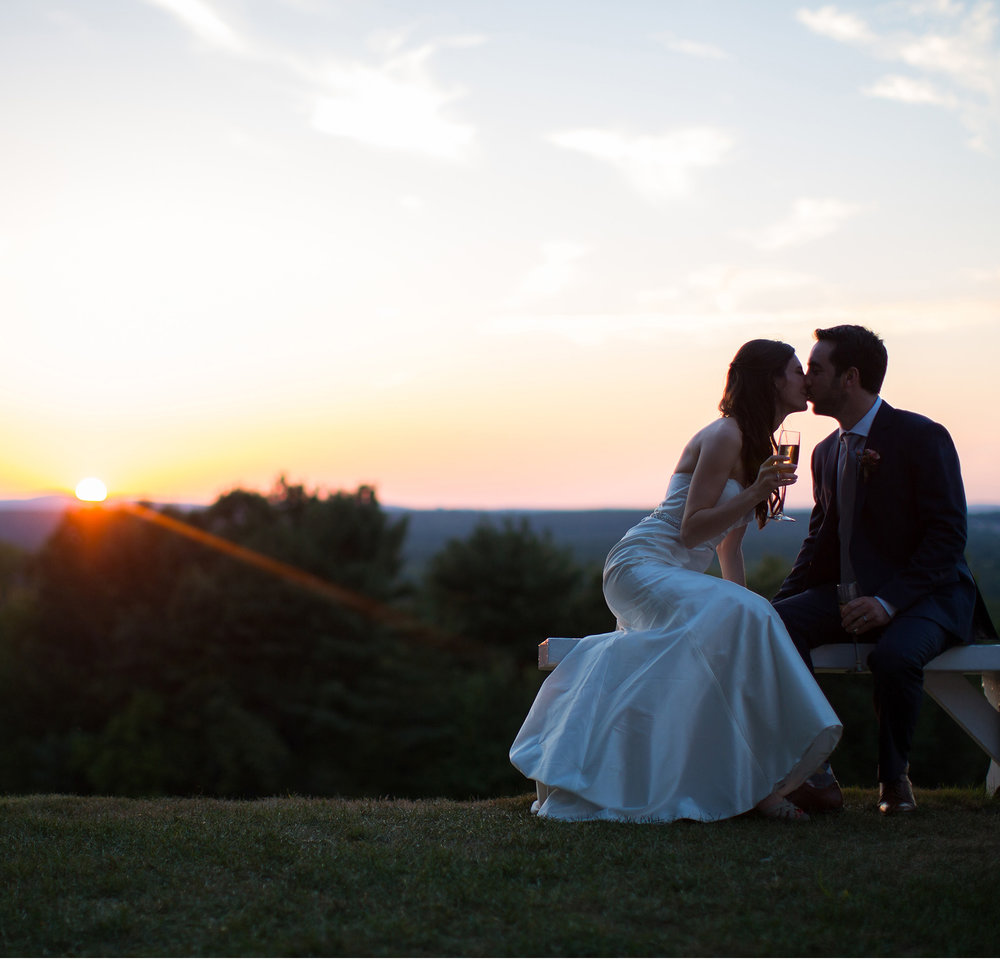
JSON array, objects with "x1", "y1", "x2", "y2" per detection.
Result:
[{"x1": 755, "y1": 794, "x2": 810, "y2": 822}]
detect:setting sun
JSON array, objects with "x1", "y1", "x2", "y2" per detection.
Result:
[{"x1": 75, "y1": 478, "x2": 108, "y2": 502}]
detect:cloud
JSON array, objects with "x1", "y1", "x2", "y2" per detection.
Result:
[
  {"x1": 863, "y1": 74, "x2": 959, "y2": 105},
  {"x1": 310, "y1": 39, "x2": 481, "y2": 161},
  {"x1": 685, "y1": 263, "x2": 822, "y2": 313},
  {"x1": 907, "y1": 1, "x2": 966, "y2": 15},
  {"x1": 482, "y1": 311, "x2": 725, "y2": 347},
  {"x1": 140, "y1": 0, "x2": 248, "y2": 55},
  {"x1": 140, "y1": 1, "x2": 480, "y2": 161},
  {"x1": 739, "y1": 197, "x2": 863, "y2": 251},
  {"x1": 507, "y1": 242, "x2": 589, "y2": 306},
  {"x1": 547, "y1": 127, "x2": 733, "y2": 201},
  {"x1": 795, "y1": 6, "x2": 876, "y2": 45},
  {"x1": 796, "y1": 3, "x2": 1000, "y2": 151},
  {"x1": 895, "y1": 7, "x2": 998, "y2": 93},
  {"x1": 656, "y1": 32, "x2": 729, "y2": 60},
  {"x1": 635, "y1": 286, "x2": 682, "y2": 307},
  {"x1": 484, "y1": 290, "x2": 997, "y2": 349},
  {"x1": 964, "y1": 264, "x2": 1000, "y2": 283},
  {"x1": 488, "y1": 262, "x2": 827, "y2": 348}
]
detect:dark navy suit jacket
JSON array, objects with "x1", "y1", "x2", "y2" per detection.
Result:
[{"x1": 774, "y1": 401, "x2": 993, "y2": 642}]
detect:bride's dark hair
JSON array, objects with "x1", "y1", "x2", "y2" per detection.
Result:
[{"x1": 719, "y1": 339, "x2": 795, "y2": 528}]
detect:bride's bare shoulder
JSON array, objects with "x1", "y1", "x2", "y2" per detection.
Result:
[
  {"x1": 696, "y1": 417, "x2": 744, "y2": 455},
  {"x1": 703, "y1": 417, "x2": 742, "y2": 443},
  {"x1": 675, "y1": 418, "x2": 742, "y2": 472}
]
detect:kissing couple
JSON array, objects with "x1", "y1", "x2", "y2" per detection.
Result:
[{"x1": 510, "y1": 324, "x2": 993, "y2": 822}]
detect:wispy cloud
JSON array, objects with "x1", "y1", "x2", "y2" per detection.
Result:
[
  {"x1": 964, "y1": 264, "x2": 1000, "y2": 283},
  {"x1": 482, "y1": 311, "x2": 723, "y2": 347},
  {"x1": 140, "y1": 0, "x2": 248, "y2": 55},
  {"x1": 546, "y1": 127, "x2": 733, "y2": 201},
  {"x1": 310, "y1": 37, "x2": 482, "y2": 161},
  {"x1": 796, "y1": 2, "x2": 1000, "y2": 151},
  {"x1": 738, "y1": 197, "x2": 863, "y2": 251},
  {"x1": 863, "y1": 74, "x2": 959, "y2": 106},
  {"x1": 684, "y1": 263, "x2": 823, "y2": 313},
  {"x1": 489, "y1": 262, "x2": 827, "y2": 347},
  {"x1": 506, "y1": 242, "x2": 589, "y2": 306},
  {"x1": 796, "y1": 5, "x2": 876, "y2": 45},
  {"x1": 140, "y1": 1, "x2": 481, "y2": 161},
  {"x1": 484, "y1": 290, "x2": 996, "y2": 348},
  {"x1": 656, "y1": 31, "x2": 729, "y2": 60}
]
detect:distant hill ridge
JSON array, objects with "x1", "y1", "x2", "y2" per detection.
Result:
[
  {"x1": 0, "y1": 495, "x2": 76, "y2": 512},
  {"x1": 0, "y1": 502, "x2": 805, "y2": 564},
  {"x1": 2, "y1": 500, "x2": 999, "y2": 583}
]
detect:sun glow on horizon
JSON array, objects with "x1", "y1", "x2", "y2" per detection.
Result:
[{"x1": 75, "y1": 478, "x2": 108, "y2": 503}]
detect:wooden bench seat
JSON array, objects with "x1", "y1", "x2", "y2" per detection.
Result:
[{"x1": 538, "y1": 636, "x2": 1000, "y2": 794}]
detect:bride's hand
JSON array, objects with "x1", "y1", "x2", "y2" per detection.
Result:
[{"x1": 755, "y1": 454, "x2": 797, "y2": 495}]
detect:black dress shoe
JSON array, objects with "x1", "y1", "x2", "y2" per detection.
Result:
[
  {"x1": 878, "y1": 774, "x2": 916, "y2": 815},
  {"x1": 786, "y1": 776, "x2": 844, "y2": 814}
]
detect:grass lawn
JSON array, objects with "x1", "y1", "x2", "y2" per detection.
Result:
[{"x1": 2, "y1": 788, "x2": 999, "y2": 957}]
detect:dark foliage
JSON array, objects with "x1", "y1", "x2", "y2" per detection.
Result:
[
  {"x1": 422, "y1": 517, "x2": 614, "y2": 661},
  {"x1": 0, "y1": 481, "x2": 518, "y2": 799},
  {"x1": 0, "y1": 488, "x2": 994, "y2": 799}
]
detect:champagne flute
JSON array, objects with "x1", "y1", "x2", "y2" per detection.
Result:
[
  {"x1": 837, "y1": 581, "x2": 864, "y2": 672},
  {"x1": 769, "y1": 429, "x2": 800, "y2": 522}
]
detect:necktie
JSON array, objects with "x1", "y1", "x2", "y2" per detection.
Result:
[{"x1": 838, "y1": 432, "x2": 862, "y2": 582}]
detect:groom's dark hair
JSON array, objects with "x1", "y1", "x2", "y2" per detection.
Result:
[{"x1": 815, "y1": 325, "x2": 888, "y2": 394}]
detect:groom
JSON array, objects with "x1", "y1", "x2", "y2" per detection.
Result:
[{"x1": 772, "y1": 324, "x2": 993, "y2": 815}]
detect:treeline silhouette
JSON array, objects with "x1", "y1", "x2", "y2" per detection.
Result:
[{"x1": 0, "y1": 479, "x2": 991, "y2": 798}]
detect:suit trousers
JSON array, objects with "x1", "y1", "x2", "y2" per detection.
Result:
[{"x1": 773, "y1": 586, "x2": 956, "y2": 782}]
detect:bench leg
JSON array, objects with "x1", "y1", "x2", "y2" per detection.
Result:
[
  {"x1": 984, "y1": 673, "x2": 1000, "y2": 797},
  {"x1": 924, "y1": 671, "x2": 1000, "y2": 795}
]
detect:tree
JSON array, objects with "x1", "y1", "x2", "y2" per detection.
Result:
[
  {"x1": 422, "y1": 517, "x2": 609, "y2": 658},
  {"x1": 413, "y1": 518, "x2": 617, "y2": 798},
  {"x1": 747, "y1": 554, "x2": 791, "y2": 601},
  {"x1": 0, "y1": 482, "x2": 427, "y2": 797}
]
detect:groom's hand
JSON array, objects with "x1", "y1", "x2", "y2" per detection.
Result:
[{"x1": 840, "y1": 597, "x2": 891, "y2": 635}]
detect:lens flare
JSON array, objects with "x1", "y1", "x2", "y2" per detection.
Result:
[{"x1": 75, "y1": 477, "x2": 108, "y2": 502}]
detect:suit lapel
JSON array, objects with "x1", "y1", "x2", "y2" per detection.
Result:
[
  {"x1": 853, "y1": 401, "x2": 892, "y2": 520},
  {"x1": 816, "y1": 430, "x2": 840, "y2": 521}
]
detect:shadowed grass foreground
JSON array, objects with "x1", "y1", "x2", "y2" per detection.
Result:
[{"x1": 2, "y1": 789, "x2": 999, "y2": 957}]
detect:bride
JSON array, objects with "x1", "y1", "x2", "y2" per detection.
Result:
[{"x1": 509, "y1": 339, "x2": 842, "y2": 823}]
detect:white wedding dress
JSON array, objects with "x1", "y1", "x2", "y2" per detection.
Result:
[{"x1": 509, "y1": 473, "x2": 842, "y2": 822}]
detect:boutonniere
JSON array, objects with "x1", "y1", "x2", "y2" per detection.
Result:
[{"x1": 857, "y1": 448, "x2": 881, "y2": 481}]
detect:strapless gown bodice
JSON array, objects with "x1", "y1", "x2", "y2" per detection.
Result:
[{"x1": 606, "y1": 473, "x2": 751, "y2": 577}]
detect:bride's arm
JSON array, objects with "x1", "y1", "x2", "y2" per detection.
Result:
[
  {"x1": 716, "y1": 526, "x2": 747, "y2": 586},
  {"x1": 679, "y1": 419, "x2": 785, "y2": 549}
]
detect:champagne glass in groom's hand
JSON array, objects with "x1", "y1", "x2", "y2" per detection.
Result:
[
  {"x1": 837, "y1": 581, "x2": 864, "y2": 672},
  {"x1": 769, "y1": 429, "x2": 800, "y2": 522}
]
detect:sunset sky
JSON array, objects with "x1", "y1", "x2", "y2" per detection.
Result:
[{"x1": 2, "y1": 0, "x2": 998, "y2": 510}]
